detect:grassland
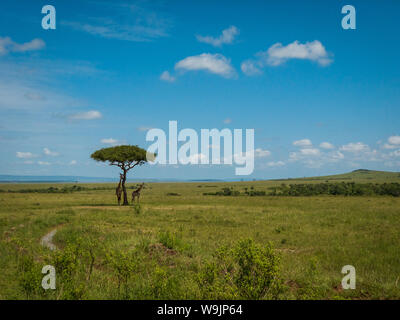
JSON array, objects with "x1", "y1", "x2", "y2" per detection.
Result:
[{"x1": 0, "y1": 170, "x2": 399, "y2": 300}]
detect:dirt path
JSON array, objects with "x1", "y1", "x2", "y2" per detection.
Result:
[{"x1": 40, "y1": 228, "x2": 58, "y2": 251}]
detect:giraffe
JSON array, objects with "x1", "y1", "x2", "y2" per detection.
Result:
[
  {"x1": 131, "y1": 183, "x2": 145, "y2": 204},
  {"x1": 116, "y1": 173, "x2": 123, "y2": 205}
]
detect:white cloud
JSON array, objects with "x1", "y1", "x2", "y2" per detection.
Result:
[
  {"x1": 43, "y1": 148, "x2": 59, "y2": 156},
  {"x1": 254, "y1": 148, "x2": 271, "y2": 158},
  {"x1": 101, "y1": 138, "x2": 119, "y2": 145},
  {"x1": 320, "y1": 142, "x2": 334, "y2": 149},
  {"x1": 340, "y1": 142, "x2": 369, "y2": 152},
  {"x1": 160, "y1": 71, "x2": 175, "y2": 82},
  {"x1": 24, "y1": 160, "x2": 34, "y2": 164},
  {"x1": 137, "y1": 126, "x2": 153, "y2": 132},
  {"x1": 16, "y1": 152, "x2": 36, "y2": 159},
  {"x1": 267, "y1": 40, "x2": 332, "y2": 66},
  {"x1": 383, "y1": 143, "x2": 398, "y2": 149},
  {"x1": 38, "y1": 161, "x2": 51, "y2": 166},
  {"x1": 241, "y1": 60, "x2": 263, "y2": 76},
  {"x1": 196, "y1": 26, "x2": 239, "y2": 47},
  {"x1": 330, "y1": 150, "x2": 345, "y2": 160},
  {"x1": 68, "y1": 110, "x2": 102, "y2": 120},
  {"x1": 388, "y1": 136, "x2": 400, "y2": 145},
  {"x1": 0, "y1": 37, "x2": 45, "y2": 56},
  {"x1": 241, "y1": 40, "x2": 332, "y2": 75},
  {"x1": 382, "y1": 136, "x2": 400, "y2": 149},
  {"x1": 61, "y1": 3, "x2": 170, "y2": 42},
  {"x1": 69, "y1": 160, "x2": 77, "y2": 165},
  {"x1": 289, "y1": 148, "x2": 344, "y2": 167},
  {"x1": 266, "y1": 161, "x2": 285, "y2": 167},
  {"x1": 175, "y1": 53, "x2": 236, "y2": 78},
  {"x1": 300, "y1": 148, "x2": 320, "y2": 156},
  {"x1": 293, "y1": 139, "x2": 312, "y2": 147}
]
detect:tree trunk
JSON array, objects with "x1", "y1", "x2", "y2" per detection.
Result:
[{"x1": 121, "y1": 170, "x2": 129, "y2": 205}]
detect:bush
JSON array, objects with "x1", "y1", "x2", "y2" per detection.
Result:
[
  {"x1": 105, "y1": 250, "x2": 141, "y2": 299},
  {"x1": 166, "y1": 192, "x2": 180, "y2": 196},
  {"x1": 50, "y1": 238, "x2": 98, "y2": 299},
  {"x1": 203, "y1": 187, "x2": 240, "y2": 196},
  {"x1": 148, "y1": 266, "x2": 180, "y2": 299},
  {"x1": 197, "y1": 239, "x2": 282, "y2": 299},
  {"x1": 52, "y1": 241, "x2": 87, "y2": 299},
  {"x1": 17, "y1": 255, "x2": 44, "y2": 298},
  {"x1": 158, "y1": 231, "x2": 181, "y2": 250}
]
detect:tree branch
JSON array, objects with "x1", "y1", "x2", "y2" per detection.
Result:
[
  {"x1": 109, "y1": 161, "x2": 123, "y2": 169},
  {"x1": 127, "y1": 161, "x2": 141, "y2": 170}
]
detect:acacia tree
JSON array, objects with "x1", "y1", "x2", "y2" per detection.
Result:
[{"x1": 91, "y1": 145, "x2": 155, "y2": 205}]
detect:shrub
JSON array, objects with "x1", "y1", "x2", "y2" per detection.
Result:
[
  {"x1": 197, "y1": 239, "x2": 282, "y2": 300},
  {"x1": 158, "y1": 231, "x2": 181, "y2": 250},
  {"x1": 52, "y1": 241, "x2": 87, "y2": 299},
  {"x1": 105, "y1": 250, "x2": 141, "y2": 299},
  {"x1": 203, "y1": 187, "x2": 240, "y2": 196},
  {"x1": 148, "y1": 266, "x2": 180, "y2": 299},
  {"x1": 50, "y1": 238, "x2": 98, "y2": 299},
  {"x1": 17, "y1": 255, "x2": 44, "y2": 298}
]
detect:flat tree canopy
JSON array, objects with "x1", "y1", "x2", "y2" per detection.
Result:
[
  {"x1": 91, "y1": 145, "x2": 149, "y2": 169},
  {"x1": 90, "y1": 145, "x2": 155, "y2": 205}
]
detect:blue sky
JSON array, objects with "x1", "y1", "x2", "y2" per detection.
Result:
[{"x1": 0, "y1": 0, "x2": 399, "y2": 180}]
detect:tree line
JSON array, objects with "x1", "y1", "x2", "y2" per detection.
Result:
[{"x1": 204, "y1": 182, "x2": 400, "y2": 197}]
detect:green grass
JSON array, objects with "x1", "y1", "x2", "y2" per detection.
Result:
[{"x1": 0, "y1": 175, "x2": 399, "y2": 299}]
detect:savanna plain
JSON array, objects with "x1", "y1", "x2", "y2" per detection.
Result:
[{"x1": 0, "y1": 170, "x2": 399, "y2": 300}]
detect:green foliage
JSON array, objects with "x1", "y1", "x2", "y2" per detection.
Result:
[
  {"x1": 51, "y1": 238, "x2": 97, "y2": 299},
  {"x1": 202, "y1": 173, "x2": 400, "y2": 198},
  {"x1": 270, "y1": 182, "x2": 400, "y2": 197},
  {"x1": 197, "y1": 239, "x2": 282, "y2": 299},
  {"x1": 245, "y1": 190, "x2": 266, "y2": 196},
  {"x1": 91, "y1": 145, "x2": 152, "y2": 165},
  {"x1": 105, "y1": 250, "x2": 140, "y2": 299},
  {"x1": 147, "y1": 266, "x2": 180, "y2": 299},
  {"x1": 158, "y1": 231, "x2": 182, "y2": 250},
  {"x1": 2, "y1": 185, "x2": 87, "y2": 194},
  {"x1": 203, "y1": 187, "x2": 240, "y2": 196},
  {"x1": 0, "y1": 185, "x2": 146, "y2": 194},
  {"x1": 296, "y1": 257, "x2": 327, "y2": 299},
  {"x1": 17, "y1": 254, "x2": 44, "y2": 298}
]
